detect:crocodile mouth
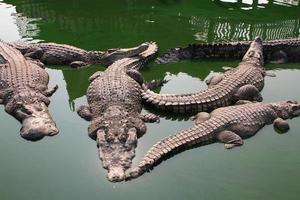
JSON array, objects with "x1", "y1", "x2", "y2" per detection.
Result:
[
  {"x1": 107, "y1": 166, "x2": 126, "y2": 182},
  {"x1": 20, "y1": 116, "x2": 59, "y2": 141},
  {"x1": 96, "y1": 127, "x2": 137, "y2": 182},
  {"x1": 292, "y1": 106, "x2": 300, "y2": 117}
]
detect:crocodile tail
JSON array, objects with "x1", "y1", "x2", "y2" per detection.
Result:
[
  {"x1": 125, "y1": 122, "x2": 216, "y2": 180},
  {"x1": 141, "y1": 88, "x2": 229, "y2": 113}
]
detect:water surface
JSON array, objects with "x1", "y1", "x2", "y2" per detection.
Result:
[{"x1": 0, "y1": 0, "x2": 300, "y2": 199}]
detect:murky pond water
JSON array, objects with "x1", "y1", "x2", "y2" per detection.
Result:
[{"x1": 0, "y1": 0, "x2": 300, "y2": 199}]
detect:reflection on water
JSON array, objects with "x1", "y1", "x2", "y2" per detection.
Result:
[
  {"x1": 191, "y1": 16, "x2": 299, "y2": 42},
  {"x1": 0, "y1": 2, "x2": 40, "y2": 41},
  {"x1": 4, "y1": 0, "x2": 300, "y2": 44},
  {"x1": 215, "y1": 0, "x2": 299, "y2": 9},
  {"x1": 12, "y1": 12, "x2": 41, "y2": 41},
  {"x1": 1, "y1": 0, "x2": 300, "y2": 106}
]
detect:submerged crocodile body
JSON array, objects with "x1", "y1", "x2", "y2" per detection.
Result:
[
  {"x1": 142, "y1": 37, "x2": 266, "y2": 114},
  {"x1": 77, "y1": 42, "x2": 160, "y2": 182},
  {"x1": 9, "y1": 41, "x2": 149, "y2": 68},
  {"x1": 156, "y1": 38, "x2": 300, "y2": 64},
  {"x1": 0, "y1": 40, "x2": 58, "y2": 141},
  {"x1": 126, "y1": 100, "x2": 300, "y2": 180}
]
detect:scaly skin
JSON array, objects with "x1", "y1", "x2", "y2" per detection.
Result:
[
  {"x1": 126, "y1": 100, "x2": 300, "y2": 180},
  {"x1": 142, "y1": 37, "x2": 266, "y2": 114},
  {"x1": 77, "y1": 42, "x2": 160, "y2": 182},
  {"x1": 0, "y1": 41, "x2": 58, "y2": 141},
  {"x1": 156, "y1": 38, "x2": 300, "y2": 64},
  {"x1": 8, "y1": 40, "x2": 150, "y2": 68}
]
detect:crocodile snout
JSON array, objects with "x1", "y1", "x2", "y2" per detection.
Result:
[
  {"x1": 107, "y1": 167, "x2": 125, "y2": 182},
  {"x1": 20, "y1": 117, "x2": 59, "y2": 141}
]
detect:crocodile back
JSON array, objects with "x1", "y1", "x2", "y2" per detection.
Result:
[
  {"x1": 209, "y1": 102, "x2": 277, "y2": 129},
  {"x1": 87, "y1": 58, "x2": 142, "y2": 117},
  {"x1": 0, "y1": 41, "x2": 49, "y2": 90}
]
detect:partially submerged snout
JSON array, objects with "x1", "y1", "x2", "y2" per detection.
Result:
[
  {"x1": 19, "y1": 103, "x2": 59, "y2": 141},
  {"x1": 100, "y1": 42, "x2": 150, "y2": 65},
  {"x1": 107, "y1": 166, "x2": 126, "y2": 182},
  {"x1": 287, "y1": 100, "x2": 300, "y2": 118},
  {"x1": 271, "y1": 100, "x2": 300, "y2": 120},
  {"x1": 20, "y1": 116, "x2": 59, "y2": 141}
]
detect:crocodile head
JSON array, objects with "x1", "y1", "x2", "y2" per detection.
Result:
[
  {"x1": 18, "y1": 102, "x2": 59, "y2": 141},
  {"x1": 271, "y1": 100, "x2": 300, "y2": 119},
  {"x1": 90, "y1": 42, "x2": 150, "y2": 66},
  {"x1": 89, "y1": 106, "x2": 146, "y2": 182},
  {"x1": 242, "y1": 36, "x2": 264, "y2": 66}
]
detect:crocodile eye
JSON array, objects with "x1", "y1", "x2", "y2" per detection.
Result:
[
  {"x1": 34, "y1": 105, "x2": 43, "y2": 112},
  {"x1": 119, "y1": 135, "x2": 127, "y2": 143},
  {"x1": 247, "y1": 51, "x2": 254, "y2": 57}
]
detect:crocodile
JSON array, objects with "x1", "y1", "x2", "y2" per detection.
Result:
[
  {"x1": 77, "y1": 42, "x2": 161, "y2": 182},
  {"x1": 8, "y1": 40, "x2": 150, "y2": 68},
  {"x1": 126, "y1": 100, "x2": 300, "y2": 180},
  {"x1": 156, "y1": 38, "x2": 300, "y2": 64},
  {"x1": 142, "y1": 37, "x2": 267, "y2": 114},
  {"x1": 0, "y1": 40, "x2": 59, "y2": 141}
]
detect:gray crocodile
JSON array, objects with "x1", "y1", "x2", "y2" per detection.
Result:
[
  {"x1": 0, "y1": 40, "x2": 59, "y2": 141},
  {"x1": 156, "y1": 38, "x2": 300, "y2": 64},
  {"x1": 77, "y1": 42, "x2": 161, "y2": 182},
  {"x1": 8, "y1": 40, "x2": 150, "y2": 68},
  {"x1": 126, "y1": 100, "x2": 300, "y2": 180},
  {"x1": 142, "y1": 37, "x2": 266, "y2": 114}
]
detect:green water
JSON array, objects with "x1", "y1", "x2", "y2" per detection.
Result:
[{"x1": 0, "y1": 0, "x2": 300, "y2": 199}]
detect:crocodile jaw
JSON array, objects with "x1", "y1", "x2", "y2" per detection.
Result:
[{"x1": 19, "y1": 103, "x2": 59, "y2": 141}]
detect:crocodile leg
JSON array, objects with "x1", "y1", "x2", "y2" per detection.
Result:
[
  {"x1": 216, "y1": 130, "x2": 244, "y2": 149},
  {"x1": 263, "y1": 71, "x2": 276, "y2": 77},
  {"x1": 70, "y1": 61, "x2": 89, "y2": 68},
  {"x1": 205, "y1": 74, "x2": 224, "y2": 88},
  {"x1": 26, "y1": 58, "x2": 45, "y2": 68},
  {"x1": 45, "y1": 85, "x2": 58, "y2": 97},
  {"x1": 273, "y1": 117, "x2": 290, "y2": 133},
  {"x1": 77, "y1": 105, "x2": 92, "y2": 121},
  {"x1": 235, "y1": 84, "x2": 262, "y2": 102},
  {"x1": 194, "y1": 112, "x2": 211, "y2": 125},
  {"x1": 235, "y1": 100, "x2": 253, "y2": 105},
  {"x1": 126, "y1": 69, "x2": 144, "y2": 86},
  {"x1": 0, "y1": 81, "x2": 11, "y2": 104},
  {"x1": 24, "y1": 47, "x2": 44, "y2": 59},
  {"x1": 144, "y1": 79, "x2": 168, "y2": 90},
  {"x1": 89, "y1": 71, "x2": 104, "y2": 83},
  {"x1": 139, "y1": 113, "x2": 160, "y2": 123},
  {"x1": 222, "y1": 66, "x2": 233, "y2": 71},
  {"x1": 0, "y1": 90, "x2": 6, "y2": 104},
  {"x1": 0, "y1": 91, "x2": 3, "y2": 103}
]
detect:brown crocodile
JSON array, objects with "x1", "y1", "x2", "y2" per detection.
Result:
[
  {"x1": 0, "y1": 40, "x2": 59, "y2": 141},
  {"x1": 8, "y1": 40, "x2": 150, "y2": 68},
  {"x1": 142, "y1": 37, "x2": 267, "y2": 114},
  {"x1": 156, "y1": 38, "x2": 300, "y2": 64},
  {"x1": 126, "y1": 100, "x2": 300, "y2": 180},
  {"x1": 77, "y1": 42, "x2": 161, "y2": 182}
]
